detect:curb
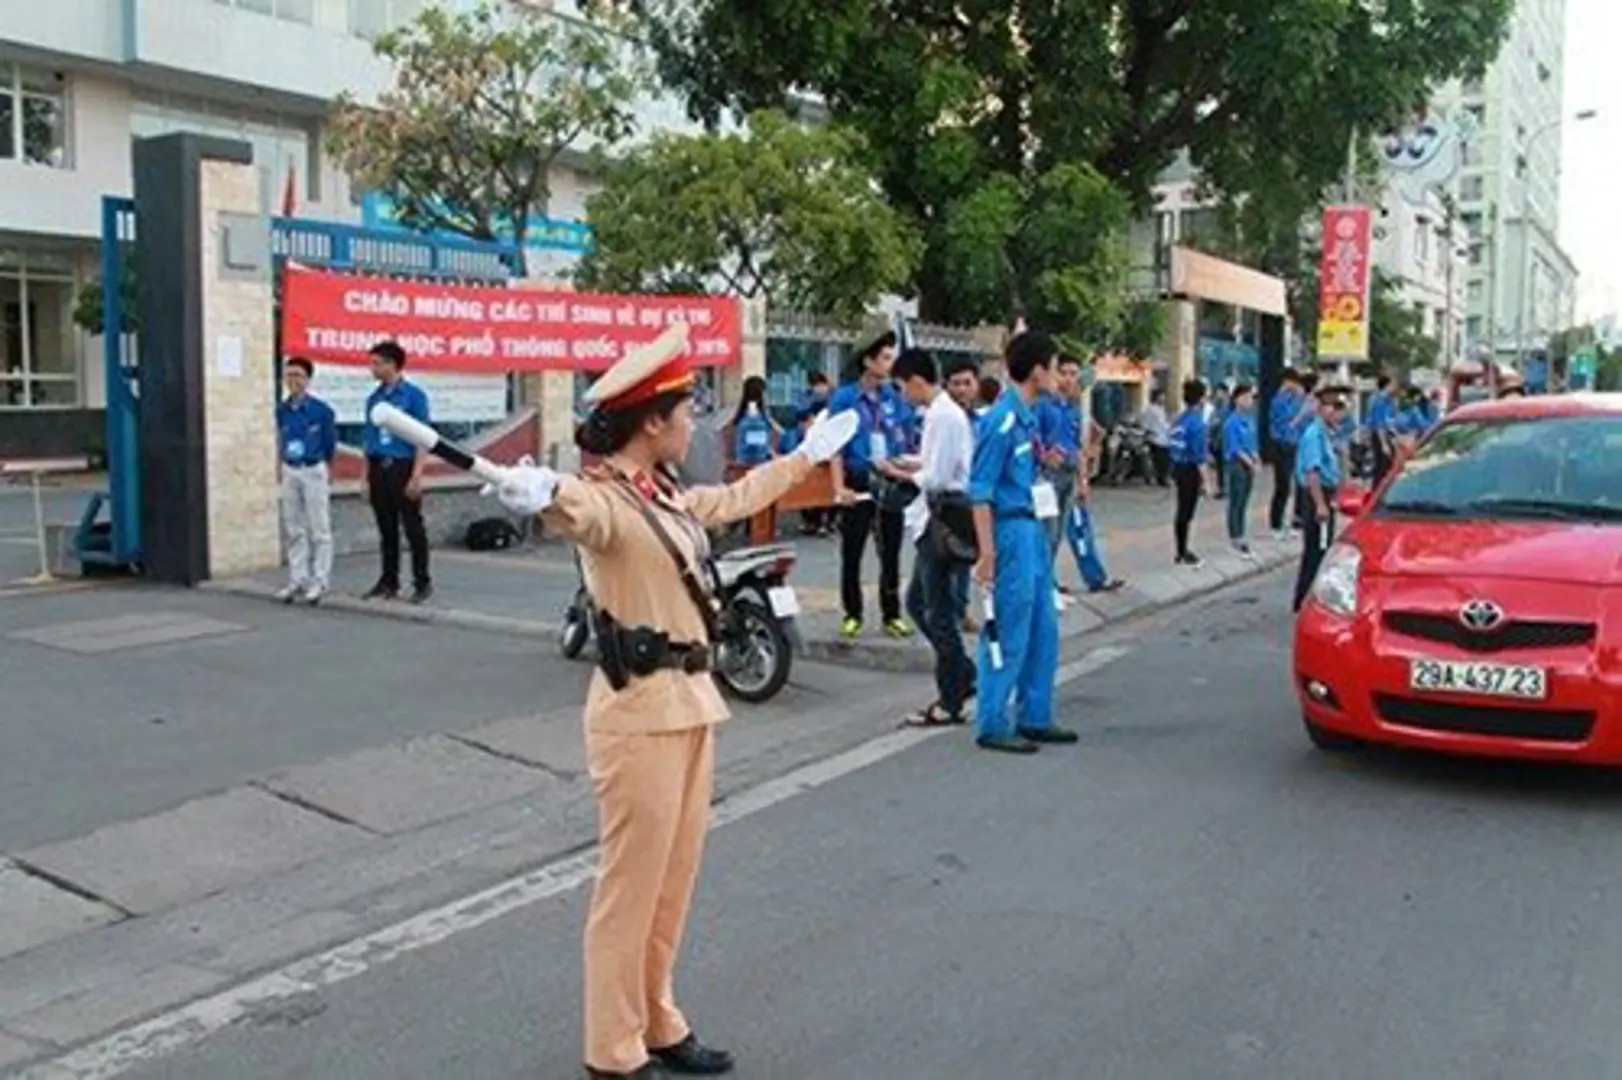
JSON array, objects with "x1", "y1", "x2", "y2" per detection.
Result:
[
  {"x1": 200, "y1": 579, "x2": 562, "y2": 640},
  {"x1": 802, "y1": 546, "x2": 1296, "y2": 674}
]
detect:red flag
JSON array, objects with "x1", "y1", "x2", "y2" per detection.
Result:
[{"x1": 280, "y1": 165, "x2": 297, "y2": 217}]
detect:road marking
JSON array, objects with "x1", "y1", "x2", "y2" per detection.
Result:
[{"x1": 19, "y1": 644, "x2": 1132, "y2": 1080}]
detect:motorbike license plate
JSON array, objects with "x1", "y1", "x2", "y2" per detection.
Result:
[
  {"x1": 767, "y1": 586, "x2": 801, "y2": 618},
  {"x1": 1409, "y1": 659, "x2": 1548, "y2": 701}
]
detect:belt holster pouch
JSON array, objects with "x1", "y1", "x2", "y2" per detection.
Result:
[
  {"x1": 621, "y1": 625, "x2": 671, "y2": 677},
  {"x1": 593, "y1": 609, "x2": 631, "y2": 691}
]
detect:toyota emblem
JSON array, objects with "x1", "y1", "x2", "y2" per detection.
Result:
[{"x1": 1459, "y1": 599, "x2": 1505, "y2": 631}]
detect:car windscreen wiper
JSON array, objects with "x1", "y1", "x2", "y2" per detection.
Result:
[
  {"x1": 1377, "y1": 499, "x2": 1462, "y2": 516},
  {"x1": 1468, "y1": 497, "x2": 1622, "y2": 523}
]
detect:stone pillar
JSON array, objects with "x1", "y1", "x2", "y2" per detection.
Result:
[
  {"x1": 1166, "y1": 298, "x2": 1197, "y2": 394},
  {"x1": 200, "y1": 163, "x2": 280, "y2": 577},
  {"x1": 539, "y1": 370, "x2": 579, "y2": 472},
  {"x1": 716, "y1": 294, "x2": 766, "y2": 414},
  {"x1": 133, "y1": 133, "x2": 278, "y2": 584}
]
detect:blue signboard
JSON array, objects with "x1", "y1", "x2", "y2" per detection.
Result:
[{"x1": 359, "y1": 192, "x2": 593, "y2": 253}]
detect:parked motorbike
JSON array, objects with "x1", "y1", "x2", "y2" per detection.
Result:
[
  {"x1": 557, "y1": 543, "x2": 802, "y2": 704},
  {"x1": 1104, "y1": 422, "x2": 1157, "y2": 486}
]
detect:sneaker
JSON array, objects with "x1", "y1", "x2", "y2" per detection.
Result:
[
  {"x1": 839, "y1": 617, "x2": 863, "y2": 640},
  {"x1": 275, "y1": 584, "x2": 303, "y2": 604},
  {"x1": 409, "y1": 583, "x2": 434, "y2": 605},
  {"x1": 1176, "y1": 552, "x2": 1204, "y2": 568},
  {"x1": 304, "y1": 585, "x2": 326, "y2": 606},
  {"x1": 883, "y1": 618, "x2": 916, "y2": 639},
  {"x1": 976, "y1": 733, "x2": 1039, "y2": 755},
  {"x1": 363, "y1": 581, "x2": 398, "y2": 601}
]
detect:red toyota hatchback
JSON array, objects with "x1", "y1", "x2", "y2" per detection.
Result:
[{"x1": 1294, "y1": 394, "x2": 1622, "y2": 763}]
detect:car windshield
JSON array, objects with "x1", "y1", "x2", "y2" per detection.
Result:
[{"x1": 1376, "y1": 413, "x2": 1622, "y2": 523}]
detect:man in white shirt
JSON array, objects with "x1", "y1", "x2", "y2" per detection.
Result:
[
  {"x1": 1142, "y1": 389, "x2": 1171, "y2": 486},
  {"x1": 894, "y1": 348, "x2": 975, "y2": 726}
]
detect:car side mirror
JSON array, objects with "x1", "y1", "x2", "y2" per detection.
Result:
[{"x1": 1337, "y1": 485, "x2": 1372, "y2": 518}]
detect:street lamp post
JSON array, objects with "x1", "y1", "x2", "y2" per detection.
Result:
[{"x1": 1514, "y1": 109, "x2": 1597, "y2": 375}]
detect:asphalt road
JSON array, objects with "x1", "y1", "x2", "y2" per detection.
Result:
[{"x1": 104, "y1": 565, "x2": 1622, "y2": 1080}]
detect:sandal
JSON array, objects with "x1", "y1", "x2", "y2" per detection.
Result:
[{"x1": 902, "y1": 703, "x2": 967, "y2": 728}]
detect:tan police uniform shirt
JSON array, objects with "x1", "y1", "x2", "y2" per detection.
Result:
[{"x1": 542, "y1": 452, "x2": 813, "y2": 735}]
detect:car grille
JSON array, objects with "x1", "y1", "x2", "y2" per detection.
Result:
[
  {"x1": 1374, "y1": 694, "x2": 1596, "y2": 743},
  {"x1": 1382, "y1": 612, "x2": 1596, "y2": 653}
]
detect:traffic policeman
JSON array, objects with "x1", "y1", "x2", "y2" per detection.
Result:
[
  {"x1": 1292, "y1": 386, "x2": 1348, "y2": 612},
  {"x1": 489, "y1": 324, "x2": 859, "y2": 1078}
]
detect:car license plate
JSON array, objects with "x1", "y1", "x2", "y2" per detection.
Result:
[
  {"x1": 1409, "y1": 659, "x2": 1548, "y2": 700},
  {"x1": 767, "y1": 586, "x2": 801, "y2": 618}
]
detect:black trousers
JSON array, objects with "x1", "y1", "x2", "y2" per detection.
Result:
[
  {"x1": 1293, "y1": 507, "x2": 1337, "y2": 612},
  {"x1": 368, "y1": 456, "x2": 431, "y2": 591},
  {"x1": 1172, "y1": 463, "x2": 1202, "y2": 559},
  {"x1": 1372, "y1": 438, "x2": 1393, "y2": 486},
  {"x1": 1150, "y1": 445, "x2": 1171, "y2": 486},
  {"x1": 838, "y1": 476, "x2": 903, "y2": 624},
  {"x1": 1269, "y1": 445, "x2": 1297, "y2": 531}
]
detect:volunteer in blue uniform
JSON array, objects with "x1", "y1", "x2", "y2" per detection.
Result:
[
  {"x1": 1365, "y1": 374, "x2": 1397, "y2": 483},
  {"x1": 1292, "y1": 387, "x2": 1348, "y2": 612},
  {"x1": 1168, "y1": 379, "x2": 1210, "y2": 567},
  {"x1": 1222, "y1": 383, "x2": 1261, "y2": 555},
  {"x1": 728, "y1": 376, "x2": 776, "y2": 468},
  {"x1": 969, "y1": 330, "x2": 1077, "y2": 755},
  {"x1": 1267, "y1": 369, "x2": 1305, "y2": 539},
  {"x1": 827, "y1": 323, "x2": 914, "y2": 639},
  {"x1": 362, "y1": 340, "x2": 433, "y2": 603}
]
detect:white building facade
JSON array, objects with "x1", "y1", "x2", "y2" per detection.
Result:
[
  {"x1": 1370, "y1": 184, "x2": 1468, "y2": 372},
  {"x1": 0, "y1": 0, "x2": 677, "y2": 447},
  {"x1": 1453, "y1": 0, "x2": 1579, "y2": 372}
]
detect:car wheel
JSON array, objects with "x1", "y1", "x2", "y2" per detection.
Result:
[{"x1": 1303, "y1": 714, "x2": 1362, "y2": 753}]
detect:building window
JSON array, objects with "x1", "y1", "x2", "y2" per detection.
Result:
[
  {"x1": 213, "y1": 0, "x2": 315, "y2": 23},
  {"x1": 350, "y1": 0, "x2": 425, "y2": 39},
  {"x1": 0, "y1": 251, "x2": 82, "y2": 410},
  {"x1": 1467, "y1": 280, "x2": 1484, "y2": 305},
  {"x1": 1460, "y1": 176, "x2": 1484, "y2": 202},
  {"x1": 1414, "y1": 225, "x2": 1429, "y2": 265},
  {"x1": 131, "y1": 97, "x2": 320, "y2": 205},
  {"x1": 0, "y1": 64, "x2": 68, "y2": 168}
]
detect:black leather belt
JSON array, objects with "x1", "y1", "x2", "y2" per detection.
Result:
[{"x1": 662, "y1": 642, "x2": 712, "y2": 675}]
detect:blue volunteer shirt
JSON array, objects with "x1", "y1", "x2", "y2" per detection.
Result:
[
  {"x1": 1334, "y1": 411, "x2": 1356, "y2": 448},
  {"x1": 1035, "y1": 393, "x2": 1084, "y2": 470},
  {"x1": 969, "y1": 388, "x2": 1041, "y2": 518},
  {"x1": 827, "y1": 381, "x2": 906, "y2": 474},
  {"x1": 276, "y1": 394, "x2": 337, "y2": 468},
  {"x1": 1269, "y1": 387, "x2": 1304, "y2": 447},
  {"x1": 1222, "y1": 409, "x2": 1258, "y2": 463},
  {"x1": 363, "y1": 378, "x2": 432, "y2": 460},
  {"x1": 1167, "y1": 407, "x2": 1209, "y2": 467},
  {"x1": 1365, "y1": 390, "x2": 1394, "y2": 435},
  {"x1": 1294, "y1": 415, "x2": 1343, "y2": 490},
  {"x1": 1395, "y1": 404, "x2": 1426, "y2": 438}
]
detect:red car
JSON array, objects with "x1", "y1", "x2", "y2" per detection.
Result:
[{"x1": 1294, "y1": 393, "x2": 1622, "y2": 763}]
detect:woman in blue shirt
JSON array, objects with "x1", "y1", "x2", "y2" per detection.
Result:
[
  {"x1": 1168, "y1": 379, "x2": 1211, "y2": 567},
  {"x1": 1221, "y1": 383, "x2": 1261, "y2": 555}
]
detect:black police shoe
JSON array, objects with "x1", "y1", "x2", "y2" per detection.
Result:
[
  {"x1": 1017, "y1": 725, "x2": 1079, "y2": 745},
  {"x1": 650, "y1": 1034, "x2": 735, "y2": 1075}
]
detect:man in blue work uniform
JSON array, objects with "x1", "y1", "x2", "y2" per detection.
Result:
[
  {"x1": 362, "y1": 340, "x2": 434, "y2": 603},
  {"x1": 1222, "y1": 383, "x2": 1261, "y2": 556},
  {"x1": 1365, "y1": 374, "x2": 1397, "y2": 483},
  {"x1": 828, "y1": 324, "x2": 914, "y2": 639},
  {"x1": 970, "y1": 330, "x2": 1077, "y2": 755},
  {"x1": 275, "y1": 357, "x2": 337, "y2": 605},
  {"x1": 1292, "y1": 387, "x2": 1348, "y2": 612},
  {"x1": 1267, "y1": 369, "x2": 1305, "y2": 540}
]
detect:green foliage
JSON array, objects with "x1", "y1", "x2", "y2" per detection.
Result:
[
  {"x1": 1366, "y1": 269, "x2": 1441, "y2": 380},
  {"x1": 71, "y1": 254, "x2": 138, "y2": 337},
  {"x1": 603, "y1": 0, "x2": 1512, "y2": 330},
  {"x1": 575, "y1": 109, "x2": 920, "y2": 322},
  {"x1": 327, "y1": 2, "x2": 644, "y2": 270},
  {"x1": 1599, "y1": 349, "x2": 1622, "y2": 393}
]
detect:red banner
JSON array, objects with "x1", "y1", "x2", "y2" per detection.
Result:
[
  {"x1": 1316, "y1": 205, "x2": 1373, "y2": 360},
  {"x1": 279, "y1": 264, "x2": 742, "y2": 373}
]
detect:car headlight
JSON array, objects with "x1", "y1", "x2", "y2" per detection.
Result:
[{"x1": 1310, "y1": 543, "x2": 1361, "y2": 617}]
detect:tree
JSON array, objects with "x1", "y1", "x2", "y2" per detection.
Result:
[
  {"x1": 575, "y1": 109, "x2": 920, "y2": 321},
  {"x1": 597, "y1": 0, "x2": 1511, "y2": 325},
  {"x1": 327, "y1": 2, "x2": 643, "y2": 273},
  {"x1": 1599, "y1": 348, "x2": 1622, "y2": 392},
  {"x1": 1365, "y1": 270, "x2": 1441, "y2": 381},
  {"x1": 71, "y1": 254, "x2": 138, "y2": 337}
]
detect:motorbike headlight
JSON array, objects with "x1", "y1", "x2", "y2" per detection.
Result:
[{"x1": 1309, "y1": 543, "x2": 1361, "y2": 618}]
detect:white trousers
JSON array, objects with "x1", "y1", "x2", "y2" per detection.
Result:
[{"x1": 281, "y1": 463, "x2": 333, "y2": 589}]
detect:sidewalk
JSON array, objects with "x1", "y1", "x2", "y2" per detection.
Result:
[{"x1": 209, "y1": 483, "x2": 1301, "y2": 672}]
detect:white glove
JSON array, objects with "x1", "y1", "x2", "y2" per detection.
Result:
[
  {"x1": 797, "y1": 409, "x2": 861, "y2": 464},
  {"x1": 480, "y1": 455, "x2": 559, "y2": 516}
]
